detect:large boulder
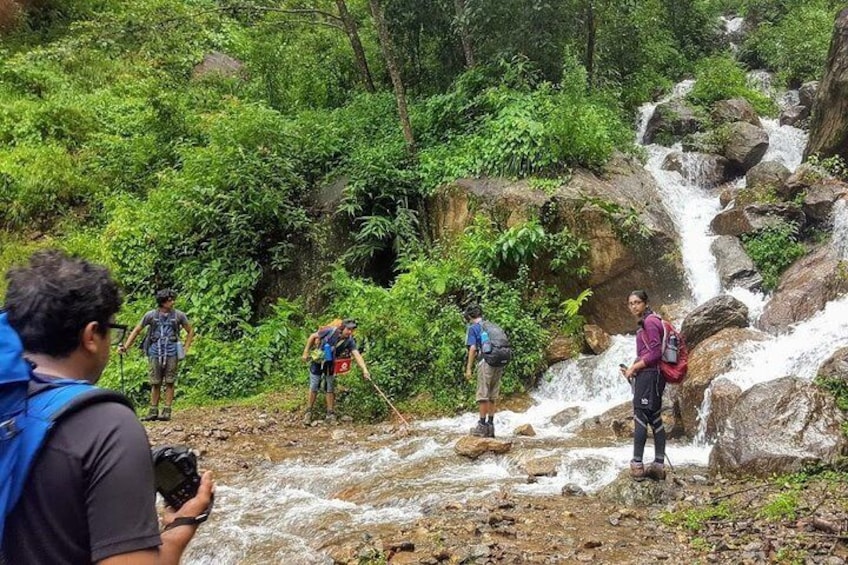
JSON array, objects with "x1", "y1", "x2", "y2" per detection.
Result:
[
  {"x1": 681, "y1": 295, "x2": 750, "y2": 350},
  {"x1": 597, "y1": 470, "x2": 681, "y2": 506},
  {"x1": 711, "y1": 99, "x2": 762, "y2": 127},
  {"x1": 545, "y1": 335, "x2": 580, "y2": 365},
  {"x1": 550, "y1": 406, "x2": 584, "y2": 427},
  {"x1": 643, "y1": 99, "x2": 702, "y2": 145},
  {"x1": 819, "y1": 346, "x2": 848, "y2": 383},
  {"x1": 799, "y1": 81, "x2": 820, "y2": 110},
  {"x1": 803, "y1": 182, "x2": 848, "y2": 224},
  {"x1": 745, "y1": 161, "x2": 791, "y2": 194},
  {"x1": 428, "y1": 154, "x2": 688, "y2": 334},
  {"x1": 703, "y1": 378, "x2": 743, "y2": 442},
  {"x1": 710, "y1": 203, "x2": 806, "y2": 237},
  {"x1": 661, "y1": 152, "x2": 731, "y2": 188},
  {"x1": 678, "y1": 327, "x2": 767, "y2": 437},
  {"x1": 578, "y1": 400, "x2": 678, "y2": 440},
  {"x1": 804, "y1": 8, "x2": 848, "y2": 161},
  {"x1": 710, "y1": 235, "x2": 763, "y2": 291},
  {"x1": 710, "y1": 377, "x2": 848, "y2": 477},
  {"x1": 779, "y1": 105, "x2": 810, "y2": 128},
  {"x1": 758, "y1": 244, "x2": 848, "y2": 333},
  {"x1": 583, "y1": 324, "x2": 611, "y2": 354},
  {"x1": 722, "y1": 121, "x2": 770, "y2": 173}
]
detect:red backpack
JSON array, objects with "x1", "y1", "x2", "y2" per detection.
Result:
[{"x1": 643, "y1": 314, "x2": 688, "y2": 384}]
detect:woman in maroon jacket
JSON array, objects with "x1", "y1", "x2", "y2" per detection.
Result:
[{"x1": 620, "y1": 290, "x2": 667, "y2": 481}]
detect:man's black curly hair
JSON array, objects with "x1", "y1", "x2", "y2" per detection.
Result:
[{"x1": 4, "y1": 250, "x2": 122, "y2": 358}]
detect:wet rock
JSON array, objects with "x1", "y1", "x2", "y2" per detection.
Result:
[
  {"x1": 710, "y1": 235, "x2": 763, "y2": 291},
  {"x1": 758, "y1": 245, "x2": 848, "y2": 334},
  {"x1": 644, "y1": 99, "x2": 703, "y2": 145},
  {"x1": 722, "y1": 121, "x2": 769, "y2": 173},
  {"x1": 745, "y1": 161, "x2": 791, "y2": 194},
  {"x1": 513, "y1": 423, "x2": 536, "y2": 437},
  {"x1": 704, "y1": 378, "x2": 743, "y2": 442},
  {"x1": 779, "y1": 105, "x2": 809, "y2": 128},
  {"x1": 545, "y1": 334, "x2": 580, "y2": 364},
  {"x1": 454, "y1": 436, "x2": 513, "y2": 459},
  {"x1": 710, "y1": 202, "x2": 806, "y2": 237},
  {"x1": 597, "y1": 470, "x2": 679, "y2": 506},
  {"x1": 681, "y1": 295, "x2": 750, "y2": 350},
  {"x1": 561, "y1": 484, "x2": 585, "y2": 497},
  {"x1": 799, "y1": 81, "x2": 819, "y2": 109},
  {"x1": 710, "y1": 377, "x2": 848, "y2": 477},
  {"x1": 551, "y1": 406, "x2": 583, "y2": 426},
  {"x1": 712, "y1": 99, "x2": 762, "y2": 127},
  {"x1": 583, "y1": 324, "x2": 611, "y2": 354},
  {"x1": 818, "y1": 346, "x2": 848, "y2": 384},
  {"x1": 803, "y1": 182, "x2": 848, "y2": 224},
  {"x1": 523, "y1": 456, "x2": 559, "y2": 477},
  {"x1": 678, "y1": 328, "x2": 767, "y2": 437},
  {"x1": 785, "y1": 162, "x2": 825, "y2": 195},
  {"x1": 661, "y1": 151, "x2": 731, "y2": 188}
]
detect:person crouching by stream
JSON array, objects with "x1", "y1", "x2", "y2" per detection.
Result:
[
  {"x1": 619, "y1": 290, "x2": 667, "y2": 481},
  {"x1": 300, "y1": 318, "x2": 371, "y2": 425}
]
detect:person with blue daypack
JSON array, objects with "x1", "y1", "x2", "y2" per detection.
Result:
[
  {"x1": 464, "y1": 304, "x2": 512, "y2": 438},
  {"x1": 119, "y1": 289, "x2": 194, "y2": 422},
  {"x1": 300, "y1": 318, "x2": 371, "y2": 425},
  {"x1": 1, "y1": 250, "x2": 214, "y2": 564}
]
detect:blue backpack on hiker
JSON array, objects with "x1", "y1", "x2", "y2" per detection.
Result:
[{"x1": 0, "y1": 313, "x2": 130, "y2": 545}]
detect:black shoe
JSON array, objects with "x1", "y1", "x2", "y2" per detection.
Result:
[
  {"x1": 140, "y1": 406, "x2": 159, "y2": 422},
  {"x1": 486, "y1": 423, "x2": 495, "y2": 438},
  {"x1": 159, "y1": 407, "x2": 172, "y2": 421},
  {"x1": 470, "y1": 422, "x2": 488, "y2": 437}
]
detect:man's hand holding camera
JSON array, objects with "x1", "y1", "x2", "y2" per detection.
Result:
[{"x1": 161, "y1": 471, "x2": 215, "y2": 537}]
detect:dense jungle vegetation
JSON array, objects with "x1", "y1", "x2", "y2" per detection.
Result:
[{"x1": 0, "y1": 0, "x2": 842, "y2": 418}]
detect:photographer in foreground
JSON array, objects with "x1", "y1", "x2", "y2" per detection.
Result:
[{"x1": 1, "y1": 250, "x2": 213, "y2": 564}]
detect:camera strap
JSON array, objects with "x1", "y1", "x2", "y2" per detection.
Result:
[{"x1": 162, "y1": 494, "x2": 214, "y2": 532}]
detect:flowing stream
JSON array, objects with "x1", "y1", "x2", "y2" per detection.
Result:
[{"x1": 183, "y1": 77, "x2": 846, "y2": 563}]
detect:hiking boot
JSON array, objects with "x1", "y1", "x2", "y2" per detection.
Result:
[
  {"x1": 645, "y1": 462, "x2": 666, "y2": 481},
  {"x1": 630, "y1": 461, "x2": 646, "y2": 481},
  {"x1": 302, "y1": 410, "x2": 313, "y2": 426},
  {"x1": 140, "y1": 406, "x2": 159, "y2": 422},
  {"x1": 470, "y1": 422, "x2": 488, "y2": 437},
  {"x1": 159, "y1": 406, "x2": 172, "y2": 422},
  {"x1": 325, "y1": 412, "x2": 337, "y2": 424},
  {"x1": 485, "y1": 422, "x2": 495, "y2": 438}
]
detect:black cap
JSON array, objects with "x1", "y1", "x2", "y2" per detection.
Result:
[{"x1": 342, "y1": 318, "x2": 358, "y2": 329}]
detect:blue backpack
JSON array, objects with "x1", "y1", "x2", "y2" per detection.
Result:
[{"x1": 0, "y1": 313, "x2": 130, "y2": 545}]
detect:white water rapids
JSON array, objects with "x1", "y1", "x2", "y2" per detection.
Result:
[{"x1": 183, "y1": 79, "x2": 847, "y2": 563}]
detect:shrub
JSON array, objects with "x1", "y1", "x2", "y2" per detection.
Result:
[
  {"x1": 741, "y1": 221, "x2": 806, "y2": 290},
  {"x1": 688, "y1": 55, "x2": 777, "y2": 116}
]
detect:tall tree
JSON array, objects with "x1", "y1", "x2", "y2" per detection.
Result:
[
  {"x1": 335, "y1": 0, "x2": 375, "y2": 92},
  {"x1": 369, "y1": 0, "x2": 416, "y2": 154},
  {"x1": 453, "y1": 0, "x2": 475, "y2": 68}
]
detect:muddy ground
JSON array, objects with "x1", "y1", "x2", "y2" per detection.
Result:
[{"x1": 145, "y1": 399, "x2": 848, "y2": 564}]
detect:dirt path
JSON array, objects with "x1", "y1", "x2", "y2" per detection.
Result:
[{"x1": 145, "y1": 400, "x2": 848, "y2": 564}]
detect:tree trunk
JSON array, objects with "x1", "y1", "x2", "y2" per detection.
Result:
[
  {"x1": 585, "y1": 1, "x2": 596, "y2": 88},
  {"x1": 368, "y1": 0, "x2": 416, "y2": 154},
  {"x1": 335, "y1": 0, "x2": 375, "y2": 93},
  {"x1": 804, "y1": 7, "x2": 848, "y2": 161},
  {"x1": 454, "y1": 0, "x2": 475, "y2": 68}
]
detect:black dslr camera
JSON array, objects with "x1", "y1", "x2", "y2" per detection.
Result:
[{"x1": 151, "y1": 445, "x2": 201, "y2": 510}]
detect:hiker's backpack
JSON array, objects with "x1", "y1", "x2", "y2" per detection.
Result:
[
  {"x1": 0, "y1": 313, "x2": 131, "y2": 545},
  {"x1": 645, "y1": 314, "x2": 688, "y2": 384},
  {"x1": 480, "y1": 321, "x2": 512, "y2": 367},
  {"x1": 140, "y1": 311, "x2": 181, "y2": 353}
]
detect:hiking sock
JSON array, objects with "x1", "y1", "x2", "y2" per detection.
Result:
[{"x1": 478, "y1": 418, "x2": 487, "y2": 426}]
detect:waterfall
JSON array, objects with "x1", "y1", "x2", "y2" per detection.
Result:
[{"x1": 833, "y1": 199, "x2": 848, "y2": 260}]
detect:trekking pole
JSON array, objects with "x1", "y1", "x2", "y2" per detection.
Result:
[
  {"x1": 369, "y1": 379, "x2": 410, "y2": 427},
  {"x1": 119, "y1": 351, "x2": 126, "y2": 395}
]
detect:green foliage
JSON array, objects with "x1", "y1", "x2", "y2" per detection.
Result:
[
  {"x1": 815, "y1": 375, "x2": 848, "y2": 412},
  {"x1": 742, "y1": 221, "x2": 806, "y2": 291},
  {"x1": 806, "y1": 154, "x2": 848, "y2": 182},
  {"x1": 660, "y1": 502, "x2": 734, "y2": 531},
  {"x1": 688, "y1": 55, "x2": 777, "y2": 116},
  {"x1": 758, "y1": 488, "x2": 800, "y2": 521}
]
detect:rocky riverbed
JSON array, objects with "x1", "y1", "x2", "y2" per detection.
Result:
[{"x1": 144, "y1": 398, "x2": 848, "y2": 564}]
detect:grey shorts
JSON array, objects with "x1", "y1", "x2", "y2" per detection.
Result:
[
  {"x1": 148, "y1": 356, "x2": 178, "y2": 385},
  {"x1": 475, "y1": 360, "x2": 504, "y2": 402},
  {"x1": 309, "y1": 371, "x2": 337, "y2": 393}
]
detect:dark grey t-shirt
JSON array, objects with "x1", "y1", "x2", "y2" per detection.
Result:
[{"x1": 2, "y1": 381, "x2": 161, "y2": 564}]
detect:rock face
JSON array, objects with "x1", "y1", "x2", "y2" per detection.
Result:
[
  {"x1": 710, "y1": 377, "x2": 848, "y2": 477},
  {"x1": 722, "y1": 122, "x2": 769, "y2": 173},
  {"x1": 710, "y1": 203, "x2": 806, "y2": 237},
  {"x1": 643, "y1": 99, "x2": 702, "y2": 145},
  {"x1": 704, "y1": 378, "x2": 743, "y2": 442},
  {"x1": 661, "y1": 152, "x2": 730, "y2": 187},
  {"x1": 758, "y1": 245, "x2": 848, "y2": 333},
  {"x1": 745, "y1": 161, "x2": 791, "y2": 192},
  {"x1": 711, "y1": 98, "x2": 762, "y2": 127},
  {"x1": 803, "y1": 182, "x2": 848, "y2": 224},
  {"x1": 545, "y1": 335, "x2": 579, "y2": 365},
  {"x1": 678, "y1": 328, "x2": 767, "y2": 437},
  {"x1": 799, "y1": 81, "x2": 820, "y2": 109},
  {"x1": 710, "y1": 235, "x2": 763, "y2": 291},
  {"x1": 454, "y1": 436, "x2": 512, "y2": 459},
  {"x1": 681, "y1": 295, "x2": 750, "y2": 350},
  {"x1": 428, "y1": 154, "x2": 688, "y2": 333},
  {"x1": 818, "y1": 346, "x2": 848, "y2": 383},
  {"x1": 779, "y1": 105, "x2": 809, "y2": 128},
  {"x1": 805, "y1": 8, "x2": 848, "y2": 161}
]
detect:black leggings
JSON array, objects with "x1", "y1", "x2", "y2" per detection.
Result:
[{"x1": 633, "y1": 406, "x2": 666, "y2": 464}]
